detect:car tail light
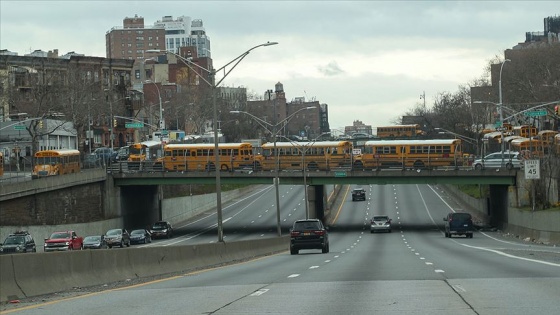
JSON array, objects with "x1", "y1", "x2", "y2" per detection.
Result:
[
  {"x1": 314, "y1": 230, "x2": 325, "y2": 236},
  {"x1": 290, "y1": 231, "x2": 301, "y2": 236}
]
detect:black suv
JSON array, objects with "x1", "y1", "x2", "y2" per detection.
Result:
[
  {"x1": 0, "y1": 231, "x2": 37, "y2": 254},
  {"x1": 150, "y1": 221, "x2": 174, "y2": 239},
  {"x1": 444, "y1": 212, "x2": 474, "y2": 238},
  {"x1": 290, "y1": 219, "x2": 329, "y2": 255},
  {"x1": 351, "y1": 188, "x2": 366, "y2": 201}
]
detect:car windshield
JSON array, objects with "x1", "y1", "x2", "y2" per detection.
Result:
[
  {"x1": 294, "y1": 221, "x2": 321, "y2": 230},
  {"x1": 50, "y1": 232, "x2": 70, "y2": 239},
  {"x1": 373, "y1": 216, "x2": 389, "y2": 221},
  {"x1": 84, "y1": 236, "x2": 100, "y2": 242},
  {"x1": 452, "y1": 213, "x2": 472, "y2": 221},
  {"x1": 4, "y1": 236, "x2": 25, "y2": 245},
  {"x1": 152, "y1": 223, "x2": 167, "y2": 229},
  {"x1": 106, "y1": 229, "x2": 121, "y2": 236},
  {"x1": 131, "y1": 230, "x2": 145, "y2": 235}
]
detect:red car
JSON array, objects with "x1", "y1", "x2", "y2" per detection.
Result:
[{"x1": 44, "y1": 231, "x2": 83, "y2": 252}]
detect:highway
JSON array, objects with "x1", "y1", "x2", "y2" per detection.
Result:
[{"x1": 2, "y1": 184, "x2": 559, "y2": 314}]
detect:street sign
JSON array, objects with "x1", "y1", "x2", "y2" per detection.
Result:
[
  {"x1": 13, "y1": 125, "x2": 25, "y2": 130},
  {"x1": 524, "y1": 110, "x2": 547, "y2": 117},
  {"x1": 494, "y1": 121, "x2": 503, "y2": 128},
  {"x1": 334, "y1": 171, "x2": 347, "y2": 177},
  {"x1": 125, "y1": 122, "x2": 144, "y2": 128},
  {"x1": 161, "y1": 129, "x2": 169, "y2": 136},
  {"x1": 524, "y1": 159, "x2": 540, "y2": 179}
]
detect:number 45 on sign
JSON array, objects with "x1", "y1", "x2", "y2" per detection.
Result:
[{"x1": 524, "y1": 160, "x2": 540, "y2": 179}]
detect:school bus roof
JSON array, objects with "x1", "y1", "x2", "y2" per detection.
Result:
[
  {"x1": 164, "y1": 143, "x2": 253, "y2": 149},
  {"x1": 364, "y1": 139, "x2": 460, "y2": 146},
  {"x1": 34, "y1": 149, "x2": 80, "y2": 156},
  {"x1": 261, "y1": 141, "x2": 351, "y2": 148}
]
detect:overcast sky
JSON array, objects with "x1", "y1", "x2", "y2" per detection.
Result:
[{"x1": 1, "y1": 1, "x2": 556, "y2": 132}]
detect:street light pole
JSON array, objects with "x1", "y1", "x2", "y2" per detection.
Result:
[
  {"x1": 231, "y1": 106, "x2": 315, "y2": 232},
  {"x1": 147, "y1": 42, "x2": 278, "y2": 242},
  {"x1": 498, "y1": 59, "x2": 511, "y2": 167}
]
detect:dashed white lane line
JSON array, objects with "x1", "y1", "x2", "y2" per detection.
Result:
[
  {"x1": 288, "y1": 274, "x2": 299, "y2": 278},
  {"x1": 309, "y1": 266, "x2": 320, "y2": 269},
  {"x1": 435, "y1": 269, "x2": 445, "y2": 273},
  {"x1": 250, "y1": 289, "x2": 269, "y2": 296}
]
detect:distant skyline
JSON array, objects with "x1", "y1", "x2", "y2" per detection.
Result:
[{"x1": 1, "y1": 1, "x2": 557, "y2": 131}]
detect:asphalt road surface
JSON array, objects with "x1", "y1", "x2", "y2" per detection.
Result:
[{"x1": 2, "y1": 184, "x2": 559, "y2": 315}]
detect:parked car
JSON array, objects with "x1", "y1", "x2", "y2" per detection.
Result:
[
  {"x1": 83, "y1": 235, "x2": 107, "y2": 249},
  {"x1": 104, "y1": 228, "x2": 131, "y2": 248},
  {"x1": 115, "y1": 146, "x2": 130, "y2": 161},
  {"x1": 130, "y1": 229, "x2": 152, "y2": 244},
  {"x1": 290, "y1": 219, "x2": 329, "y2": 255},
  {"x1": 149, "y1": 221, "x2": 173, "y2": 239},
  {"x1": 444, "y1": 212, "x2": 474, "y2": 238},
  {"x1": 370, "y1": 215, "x2": 392, "y2": 233},
  {"x1": 94, "y1": 147, "x2": 117, "y2": 164},
  {"x1": 472, "y1": 151, "x2": 522, "y2": 170},
  {"x1": 83, "y1": 153, "x2": 102, "y2": 168},
  {"x1": 351, "y1": 188, "x2": 366, "y2": 201},
  {"x1": 44, "y1": 230, "x2": 83, "y2": 252},
  {"x1": 0, "y1": 231, "x2": 36, "y2": 254}
]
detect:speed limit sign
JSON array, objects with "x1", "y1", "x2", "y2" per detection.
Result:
[{"x1": 524, "y1": 159, "x2": 540, "y2": 179}]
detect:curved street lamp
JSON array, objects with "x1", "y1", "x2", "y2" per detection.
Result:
[
  {"x1": 230, "y1": 106, "x2": 315, "y2": 235},
  {"x1": 276, "y1": 132, "x2": 330, "y2": 219},
  {"x1": 146, "y1": 42, "x2": 278, "y2": 242}
]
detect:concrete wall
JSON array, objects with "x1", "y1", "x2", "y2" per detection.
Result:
[
  {"x1": 0, "y1": 236, "x2": 289, "y2": 302},
  {"x1": 1, "y1": 185, "x2": 264, "y2": 249},
  {"x1": 444, "y1": 184, "x2": 560, "y2": 245},
  {"x1": 162, "y1": 185, "x2": 263, "y2": 224}
]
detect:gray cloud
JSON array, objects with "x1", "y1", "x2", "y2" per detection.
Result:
[{"x1": 318, "y1": 61, "x2": 344, "y2": 76}]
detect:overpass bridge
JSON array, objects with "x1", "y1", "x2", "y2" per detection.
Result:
[
  {"x1": 0, "y1": 167, "x2": 518, "y2": 233},
  {"x1": 110, "y1": 168, "x2": 517, "y2": 186},
  {"x1": 109, "y1": 167, "x2": 517, "y2": 224}
]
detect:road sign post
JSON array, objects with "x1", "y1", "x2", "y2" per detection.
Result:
[
  {"x1": 524, "y1": 159, "x2": 540, "y2": 179},
  {"x1": 125, "y1": 122, "x2": 144, "y2": 128},
  {"x1": 524, "y1": 110, "x2": 547, "y2": 117}
]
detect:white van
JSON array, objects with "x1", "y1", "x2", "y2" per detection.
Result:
[{"x1": 472, "y1": 151, "x2": 522, "y2": 170}]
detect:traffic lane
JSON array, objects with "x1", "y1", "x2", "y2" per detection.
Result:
[
  {"x1": 143, "y1": 185, "x2": 307, "y2": 246},
  {"x1": 391, "y1": 183, "x2": 560, "y2": 276},
  {"x1": 407, "y1": 184, "x2": 560, "y2": 258},
  {"x1": 3, "y1": 230, "x2": 476, "y2": 314}
]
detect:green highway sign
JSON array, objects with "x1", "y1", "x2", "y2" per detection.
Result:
[
  {"x1": 524, "y1": 110, "x2": 547, "y2": 117},
  {"x1": 334, "y1": 171, "x2": 347, "y2": 177},
  {"x1": 125, "y1": 122, "x2": 144, "y2": 128},
  {"x1": 13, "y1": 125, "x2": 25, "y2": 130},
  {"x1": 161, "y1": 129, "x2": 169, "y2": 135},
  {"x1": 494, "y1": 121, "x2": 503, "y2": 128}
]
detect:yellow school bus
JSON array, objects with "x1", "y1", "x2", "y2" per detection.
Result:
[
  {"x1": 376, "y1": 124, "x2": 424, "y2": 139},
  {"x1": 163, "y1": 143, "x2": 257, "y2": 172},
  {"x1": 128, "y1": 141, "x2": 162, "y2": 162},
  {"x1": 361, "y1": 139, "x2": 463, "y2": 169},
  {"x1": 32, "y1": 149, "x2": 81, "y2": 179},
  {"x1": 260, "y1": 141, "x2": 355, "y2": 171}
]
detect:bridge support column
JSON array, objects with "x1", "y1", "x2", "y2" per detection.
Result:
[{"x1": 307, "y1": 185, "x2": 327, "y2": 221}]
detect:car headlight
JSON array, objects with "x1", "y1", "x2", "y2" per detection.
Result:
[
  {"x1": 16, "y1": 246, "x2": 23, "y2": 252},
  {"x1": 162, "y1": 229, "x2": 168, "y2": 233},
  {"x1": 0, "y1": 247, "x2": 4, "y2": 252},
  {"x1": 65, "y1": 242, "x2": 70, "y2": 246}
]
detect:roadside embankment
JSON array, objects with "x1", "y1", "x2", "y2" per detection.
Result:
[
  {"x1": 442, "y1": 184, "x2": 560, "y2": 245},
  {"x1": 0, "y1": 236, "x2": 289, "y2": 303}
]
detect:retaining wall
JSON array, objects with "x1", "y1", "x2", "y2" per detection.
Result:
[{"x1": 0, "y1": 236, "x2": 289, "y2": 302}]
